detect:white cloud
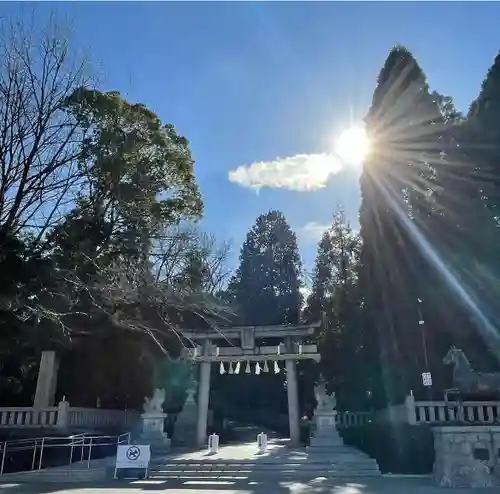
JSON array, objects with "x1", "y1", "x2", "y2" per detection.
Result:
[
  {"x1": 228, "y1": 153, "x2": 343, "y2": 192},
  {"x1": 300, "y1": 221, "x2": 330, "y2": 243}
]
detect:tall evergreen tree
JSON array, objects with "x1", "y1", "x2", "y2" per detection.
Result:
[
  {"x1": 459, "y1": 53, "x2": 500, "y2": 363},
  {"x1": 359, "y1": 46, "x2": 500, "y2": 407},
  {"x1": 304, "y1": 211, "x2": 366, "y2": 409},
  {"x1": 217, "y1": 211, "x2": 303, "y2": 422},
  {"x1": 467, "y1": 53, "x2": 500, "y2": 219},
  {"x1": 227, "y1": 210, "x2": 302, "y2": 326},
  {"x1": 359, "y1": 46, "x2": 449, "y2": 404},
  {"x1": 413, "y1": 92, "x2": 500, "y2": 375}
]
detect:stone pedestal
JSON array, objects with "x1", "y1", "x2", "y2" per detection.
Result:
[
  {"x1": 310, "y1": 410, "x2": 343, "y2": 448},
  {"x1": 139, "y1": 412, "x2": 171, "y2": 455},
  {"x1": 433, "y1": 426, "x2": 500, "y2": 488},
  {"x1": 173, "y1": 387, "x2": 198, "y2": 446}
]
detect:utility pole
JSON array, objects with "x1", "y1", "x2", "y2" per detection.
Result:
[{"x1": 418, "y1": 298, "x2": 432, "y2": 401}]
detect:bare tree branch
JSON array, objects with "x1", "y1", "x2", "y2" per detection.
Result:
[
  {"x1": 150, "y1": 223, "x2": 233, "y2": 294},
  {"x1": 0, "y1": 14, "x2": 93, "y2": 242},
  {"x1": 60, "y1": 249, "x2": 235, "y2": 354}
]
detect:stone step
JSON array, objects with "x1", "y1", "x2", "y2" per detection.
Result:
[
  {"x1": 310, "y1": 434, "x2": 342, "y2": 440},
  {"x1": 306, "y1": 449, "x2": 371, "y2": 457},
  {"x1": 148, "y1": 470, "x2": 381, "y2": 479},
  {"x1": 150, "y1": 458, "x2": 378, "y2": 469},
  {"x1": 309, "y1": 441, "x2": 344, "y2": 447},
  {"x1": 310, "y1": 438, "x2": 343, "y2": 444},
  {"x1": 150, "y1": 447, "x2": 172, "y2": 455},
  {"x1": 150, "y1": 458, "x2": 377, "y2": 467},
  {"x1": 150, "y1": 468, "x2": 381, "y2": 476},
  {"x1": 150, "y1": 462, "x2": 380, "y2": 473},
  {"x1": 311, "y1": 432, "x2": 341, "y2": 435},
  {"x1": 151, "y1": 458, "x2": 379, "y2": 466}
]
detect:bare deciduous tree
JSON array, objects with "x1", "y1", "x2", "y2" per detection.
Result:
[
  {"x1": 151, "y1": 223, "x2": 232, "y2": 294},
  {"x1": 0, "y1": 15, "x2": 92, "y2": 242}
]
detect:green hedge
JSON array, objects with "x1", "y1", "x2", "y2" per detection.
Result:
[{"x1": 340, "y1": 423, "x2": 434, "y2": 474}]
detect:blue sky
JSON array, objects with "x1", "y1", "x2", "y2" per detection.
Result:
[{"x1": 3, "y1": 1, "x2": 500, "y2": 275}]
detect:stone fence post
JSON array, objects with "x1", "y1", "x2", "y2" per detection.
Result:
[
  {"x1": 56, "y1": 399, "x2": 69, "y2": 429},
  {"x1": 405, "y1": 394, "x2": 417, "y2": 425}
]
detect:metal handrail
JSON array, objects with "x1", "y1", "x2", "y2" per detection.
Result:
[{"x1": 0, "y1": 432, "x2": 131, "y2": 475}]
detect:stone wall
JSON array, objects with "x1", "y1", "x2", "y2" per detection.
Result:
[{"x1": 433, "y1": 426, "x2": 500, "y2": 488}]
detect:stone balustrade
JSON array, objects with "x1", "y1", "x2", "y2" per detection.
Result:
[
  {"x1": 0, "y1": 401, "x2": 139, "y2": 430},
  {"x1": 414, "y1": 400, "x2": 500, "y2": 424},
  {"x1": 336, "y1": 411, "x2": 372, "y2": 428},
  {"x1": 376, "y1": 395, "x2": 500, "y2": 426},
  {"x1": 0, "y1": 407, "x2": 58, "y2": 428},
  {"x1": 6, "y1": 395, "x2": 493, "y2": 431},
  {"x1": 67, "y1": 407, "x2": 139, "y2": 429}
]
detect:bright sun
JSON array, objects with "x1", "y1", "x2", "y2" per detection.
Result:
[{"x1": 335, "y1": 127, "x2": 370, "y2": 165}]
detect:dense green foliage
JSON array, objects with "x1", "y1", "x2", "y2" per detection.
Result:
[{"x1": 359, "y1": 45, "x2": 500, "y2": 406}]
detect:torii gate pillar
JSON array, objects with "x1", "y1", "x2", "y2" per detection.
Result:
[
  {"x1": 196, "y1": 344, "x2": 212, "y2": 446},
  {"x1": 286, "y1": 359, "x2": 300, "y2": 446}
]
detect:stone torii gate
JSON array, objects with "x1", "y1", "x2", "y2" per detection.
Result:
[{"x1": 181, "y1": 321, "x2": 322, "y2": 446}]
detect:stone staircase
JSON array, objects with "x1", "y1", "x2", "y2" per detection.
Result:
[
  {"x1": 147, "y1": 422, "x2": 381, "y2": 480},
  {"x1": 148, "y1": 410, "x2": 380, "y2": 480},
  {"x1": 147, "y1": 454, "x2": 380, "y2": 480}
]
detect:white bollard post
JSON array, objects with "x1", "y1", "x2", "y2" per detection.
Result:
[
  {"x1": 208, "y1": 433, "x2": 219, "y2": 454},
  {"x1": 257, "y1": 432, "x2": 268, "y2": 454}
]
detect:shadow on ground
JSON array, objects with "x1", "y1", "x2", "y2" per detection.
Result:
[
  {"x1": 0, "y1": 432, "x2": 486, "y2": 493},
  {"x1": 0, "y1": 477, "x2": 466, "y2": 494}
]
